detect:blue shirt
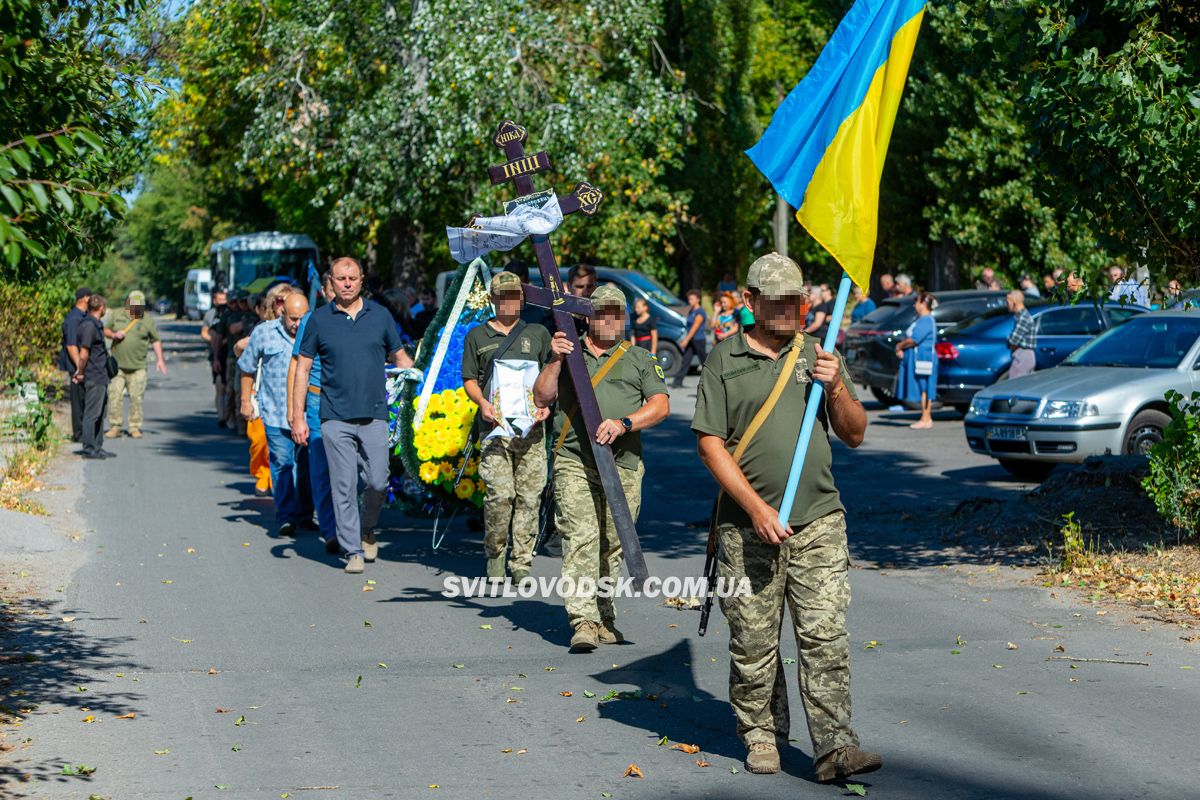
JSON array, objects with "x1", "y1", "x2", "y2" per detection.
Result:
[
  {"x1": 1109, "y1": 280, "x2": 1148, "y2": 308},
  {"x1": 299, "y1": 299, "x2": 402, "y2": 421},
  {"x1": 686, "y1": 306, "x2": 707, "y2": 340},
  {"x1": 850, "y1": 297, "x2": 876, "y2": 322},
  {"x1": 293, "y1": 312, "x2": 322, "y2": 388},
  {"x1": 60, "y1": 306, "x2": 86, "y2": 373},
  {"x1": 237, "y1": 319, "x2": 295, "y2": 430}
]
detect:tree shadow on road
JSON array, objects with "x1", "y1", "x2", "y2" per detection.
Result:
[
  {"x1": 0, "y1": 597, "x2": 144, "y2": 796},
  {"x1": 380, "y1": 586, "x2": 572, "y2": 648}
]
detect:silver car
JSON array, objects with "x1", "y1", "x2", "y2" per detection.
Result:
[{"x1": 963, "y1": 310, "x2": 1200, "y2": 480}]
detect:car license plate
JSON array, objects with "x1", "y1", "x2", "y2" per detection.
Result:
[{"x1": 986, "y1": 425, "x2": 1027, "y2": 442}]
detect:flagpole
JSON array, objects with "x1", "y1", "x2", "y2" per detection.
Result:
[{"x1": 777, "y1": 271, "x2": 854, "y2": 526}]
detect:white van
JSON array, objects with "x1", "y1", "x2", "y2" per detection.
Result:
[{"x1": 183, "y1": 268, "x2": 213, "y2": 320}]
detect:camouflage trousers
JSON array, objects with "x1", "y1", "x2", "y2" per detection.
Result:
[
  {"x1": 107, "y1": 368, "x2": 147, "y2": 432},
  {"x1": 554, "y1": 457, "x2": 643, "y2": 626},
  {"x1": 717, "y1": 510, "x2": 857, "y2": 759},
  {"x1": 478, "y1": 426, "x2": 547, "y2": 574}
]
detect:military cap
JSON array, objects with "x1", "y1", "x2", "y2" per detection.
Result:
[
  {"x1": 490, "y1": 271, "x2": 523, "y2": 293},
  {"x1": 747, "y1": 252, "x2": 805, "y2": 296},
  {"x1": 127, "y1": 290, "x2": 146, "y2": 306},
  {"x1": 590, "y1": 283, "x2": 627, "y2": 311}
]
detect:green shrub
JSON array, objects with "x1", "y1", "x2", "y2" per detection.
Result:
[
  {"x1": 1143, "y1": 390, "x2": 1200, "y2": 536},
  {"x1": 0, "y1": 281, "x2": 73, "y2": 384}
]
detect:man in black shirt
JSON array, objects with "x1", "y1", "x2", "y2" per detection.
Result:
[
  {"x1": 60, "y1": 286, "x2": 91, "y2": 441},
  {"x1": 73, "y1": 294, "x2": 114, "y2": 459}
]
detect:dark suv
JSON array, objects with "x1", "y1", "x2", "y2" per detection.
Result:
[{"x1": 843, "y1": 290, "x2": 1018, "y2": 405}]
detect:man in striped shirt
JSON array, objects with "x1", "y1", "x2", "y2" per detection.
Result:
[{"x1": 1006, "y1": 290, "x2": 1037, "y2": 379}]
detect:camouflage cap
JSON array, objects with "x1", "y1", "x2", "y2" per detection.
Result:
[
  {"x1": 127, "y1": 290, "x2": 146, "y2": 306},
  {"x1": 490, "y1": 270, "x2": 523, "y2": 293},
  {"x1": 747, "y1": 252, "x2": 805, "y2": 296},
  {"x1": 590, "y1": 283, "x2": 627, "y2": 311}
]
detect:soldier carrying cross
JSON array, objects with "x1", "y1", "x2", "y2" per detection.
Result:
[{"x1": 460, "y1": 119, "x2": 669, "y2": 652}]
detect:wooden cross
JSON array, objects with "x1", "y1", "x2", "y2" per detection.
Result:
[{"x1": 483, "y1": 119, "x2": 648, "y2": 583}]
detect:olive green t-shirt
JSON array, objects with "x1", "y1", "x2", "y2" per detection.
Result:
[
  {"x1": 461, "y1": 320, "x2": 552, "y2": 436},
  {"x1": 106, "y1": 308, "x2": 160, "y2": 372},
  {"x1": 552, "y1": 340, "x2": 669, "y2": 471},
  {"x1": 691, "y1": 331, "x2": 857, "y2": 530}
]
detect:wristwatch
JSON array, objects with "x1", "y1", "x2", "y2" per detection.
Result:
[{"x1": 620, "y1": 417, "x2": 633, "y2": 433}]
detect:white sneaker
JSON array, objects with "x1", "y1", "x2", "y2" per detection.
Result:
[
  {"x1": 362, "y1": 530, "x2": 378, "y2": 562},
  {"x1": 344, "y1": 555, "x2": 365, "y2": 574}
]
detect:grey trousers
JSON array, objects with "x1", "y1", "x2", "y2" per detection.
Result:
[
  {"x1": 1009, "y1": 348, "x2": 1036, "y2": 379},
  {"x1": 321, "y1": 418, "x2": 389, "y2": 558}
]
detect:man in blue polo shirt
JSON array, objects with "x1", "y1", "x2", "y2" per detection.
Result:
[
  {"x1": 293, "y1": 257, "x2": 414, "y2": 574},
  {"x1": 289, "y1": 271, "x2": 338, "y2": 553}
]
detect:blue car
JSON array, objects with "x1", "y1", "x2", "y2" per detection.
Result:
[{"x1": 936, "y1": 302, "x2": 1148, "y2": 414}]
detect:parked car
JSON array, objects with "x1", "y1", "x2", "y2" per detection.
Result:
[
  {"x1": 844, "y1": 290, "x2": 1018, "y2": 405},
  {"x1": 153, "y1": 298, "x2": 174, "y2": 316},
  {"x1": 435, "y1": 265, "x2": 692, "y2": 377},
  {"x1": 937, "y1": 302, "x2": 1148, "y2": 414},
  {"x1": 963, "y1": 310, "x2": 1200, "y2": 480}
]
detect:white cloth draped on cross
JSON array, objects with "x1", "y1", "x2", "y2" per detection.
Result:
[{"x1": 445, "y1": 192, "x2": 563, "y2": 264}]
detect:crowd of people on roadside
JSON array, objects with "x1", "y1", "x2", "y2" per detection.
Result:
[{"x1": 59, "y1": 287, "x2": 167, "y2": 459}]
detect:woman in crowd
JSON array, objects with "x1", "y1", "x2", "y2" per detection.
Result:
[
  {"x1": 629, "y1": 296, "x2": 658, "y2": 354},
  {"x1": 712, "y1": 291, "x2": 740, "y2": 343},
  {"x1": 894, "y1": 291, "x2": 938, "y2": 430}
]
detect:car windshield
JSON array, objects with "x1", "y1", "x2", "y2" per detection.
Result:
[
  {"x1": 617, "y1": 271, "x2": 684, "y2": 306},
  {"x1": 233, "y1": 248, "x2": 318, "y2": 288},
  {"x1": 1065, "y1": 316, "x2": 1200, "y2": 368},
  {"x1": 945, "y1": 306, "x2": 1011, "y2": 336},
  {"x1": 856, "y1": 300, "x2": 907, "y2": 326}
]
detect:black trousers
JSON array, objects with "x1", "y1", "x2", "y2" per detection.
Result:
[
  {"x1": 672, "y1": 338, "x2": 708, "y2": 386},
  {"x1": 80, "y1": 380, "x2": 109, "y2": 456},
  {"x1": 69, "y1": 378, "x2": 86, "y2": 441}
]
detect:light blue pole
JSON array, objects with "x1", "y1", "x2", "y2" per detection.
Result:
[{"x1": 777, "y1": 271, "x2": 854, "y2": 526}]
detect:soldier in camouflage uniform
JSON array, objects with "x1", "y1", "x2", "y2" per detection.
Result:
[
  {"x1": 462, "y1": 271, "x2": 553, "y2": 582},
  {"x1": 691, "y1": 253, "x2": 881, "y2": 782},
  {"x1": 533, "y1": 284, "x2": 669, "y2": 653}
]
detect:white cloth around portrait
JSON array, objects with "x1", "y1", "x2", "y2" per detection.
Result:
[
  {"x1": 446, "y1": 192, "x2": 563, "y2": 264},
  {"x1": 484, "y1": 359, "x2": 540, "y2": 441}
]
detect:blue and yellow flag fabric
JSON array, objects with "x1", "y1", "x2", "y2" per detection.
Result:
[{"x1": 746, "y1": 0, "x2": 926, "y2": 290}]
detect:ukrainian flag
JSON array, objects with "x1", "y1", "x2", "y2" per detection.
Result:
[{"x1": 746, "y1": 0, "x2": 926, "y2": 290}]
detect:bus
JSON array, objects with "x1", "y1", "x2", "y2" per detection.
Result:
[{"x1": 209, "y1": 232, "x2": 321, "y2": 295}]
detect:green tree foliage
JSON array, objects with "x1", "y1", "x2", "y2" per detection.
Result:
[
  {"x1": 155, "y1": 0, "x2": 694, "y2": 287},
  {"x1": 0, "y1": 0, "x2": 149, "y2": 282},
  {"x1": 880, "y1": 1, "x2": 1115, "y2": 289},
  {"x1": 975, "y1": 0, "x2": 1200, "y2": 283}
]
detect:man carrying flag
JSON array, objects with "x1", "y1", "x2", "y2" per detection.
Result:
[{"x1": 694, "y1": 0, "x2": 927, "y2": 782}]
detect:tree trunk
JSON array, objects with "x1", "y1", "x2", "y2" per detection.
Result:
[
  {"x1": 773, "y1": 194, "x2": 790, "y2": 258},
  {"x1": 929, "y1": 239, "x2": 961, "y2": 292},
  {"x1": 382, "y1": 214, "x2": 425, "y2": 289}
]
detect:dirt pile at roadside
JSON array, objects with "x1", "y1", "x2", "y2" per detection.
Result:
[{"x1": 943, "y1": 455, "x2": 1165, "y2": 559}]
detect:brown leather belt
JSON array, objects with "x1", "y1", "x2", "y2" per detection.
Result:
[{"x1": 307, "y1": 385, "x2": 321, "y2": 395}]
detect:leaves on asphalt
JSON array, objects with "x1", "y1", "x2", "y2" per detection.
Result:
[
  {"x1": 656, "y1": 736, "x2": 668, "y2": 746},
  {"x1": 671, "y1": 743, "x2": 700, "y2": 754},
  {"x1": 846, "y1": 783, "x2": 868, "y2": 796},
  {"x1": 576, "y1": 716, "x2": 585, "y2": 723},
  {"x1": 61, "y1": 764, "x2": 96, "y2": 776},
  {"x1": 153, "y1": 749, "x2": 169, "y2": 755},
  {"x1": 559, "y1": 691, "x2": 572, "y2": 697},
  {"x1": 479, "y1": 624, "x2": 493, "y2": 630},
  {"x1": 215, "y1": 707, "x2": 232, "y2": 714},
  {"x1": 864, "y1": 640, "x2": 881, "y2": 650},
  {"x1": 355, "y1": 675, "x2": 363, "y2": 689},
  {"x1": 583, "y1": 690, "x2": 596, "y2": 698},
  {"x1": 694, "y1": 759, "x2": 711, "y2": 767},
  {"x1": 623, "y1": 763, "x2": 644, "y2": 779},
  {"x1": 363, "y1": 620, "x2": 372, "y2": 628},
  {"x1": 235, "y1": 715, "x2": 246, "y2": 726},
  {"x1": 1007, "y1": 642, "x2": 1020, "y2": 650},
  {"x1": 452, "y1": 664, "x2": 465, "y2": 669},
  {"x1": 81, "y1": 715, "x2": 95, "y2": 723},
  {"x1": 115, "y1": 712, "x2": 136, "y2": 719}
]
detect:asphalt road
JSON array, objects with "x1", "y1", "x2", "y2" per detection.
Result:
[{"x1": 3, "y1": 319, "x2": 1198, "y2": 799}]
